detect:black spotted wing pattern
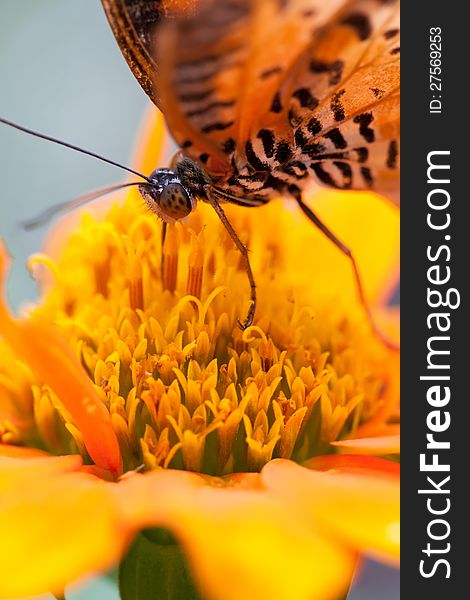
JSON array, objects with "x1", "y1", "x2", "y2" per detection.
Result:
[{"x1": 102, "y1": 0, "x2": 400, "y2": 204}]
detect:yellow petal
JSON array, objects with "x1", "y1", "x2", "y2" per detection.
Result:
[
  {"x1": 0, "y1": 454, "x2": 82, "y2": 494},
  {"x1": 262, "y1": 459, "x2": 399, "y2": 566},
  {"x1": 0, "y1": 444, "x2": 50, "y2": 458},
  {"x1": 296, "y1": 189, "x2": 399, "y2": 305},
  {"x1": 0, "y1": 456, "x2": 128, "y2": 599},
  {"x1": 0, "y1": 462, "x2": 355, "y2": 600},
  {"x1": 131, "y1": 108, "x2": 167, "y2": 175},
  {"x1": 331, "y1": 435, "x2": 400, "y2": 455},
  {"x1": 118, "y1": 470, "x2": 356, "y2": 600}
]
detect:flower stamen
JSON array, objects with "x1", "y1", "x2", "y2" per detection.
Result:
[
  {"x1": 186, "y1": 231, "x2": 204, "y2": 299},
  {"x1": 125, "y1": 239, "x2": 145, "y2": 310},
  {"x1": 162, "y1": 224, "x2": 178, "y2": 293}
]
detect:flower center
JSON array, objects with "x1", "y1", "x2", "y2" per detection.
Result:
[{"x1": 0, "y1": 199, "x2": 398, "y2": 475}]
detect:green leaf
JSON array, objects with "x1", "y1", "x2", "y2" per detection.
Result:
[{"x1": 119, "y1": 528, "x2": 201, "y2": 600}]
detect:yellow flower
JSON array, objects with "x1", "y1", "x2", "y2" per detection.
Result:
[{"x1": 0, "y1": 110, "x2": 399, "y2": 600}]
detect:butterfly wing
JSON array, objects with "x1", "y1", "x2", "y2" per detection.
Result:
[
  {"x1": 102, "y1": 0, "x2": 400, "y2": 202},
  {"x1": 102, "y1": 0, "x2": 238, "y2": 173},
  {"x1": 282, "y1": 0, "x2": 400, "y2": 204},
  {"x1": 101, "y1": 0, "x2": 164, "y2": 106}
]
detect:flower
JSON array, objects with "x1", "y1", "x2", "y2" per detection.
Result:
[{"x1": 0, "y1": 110, "x2": 399, "y2": 600}]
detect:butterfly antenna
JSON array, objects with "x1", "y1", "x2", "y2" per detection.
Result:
[
  {"x1": 0, "y1": 116, "x2": 151, "y2": 183},
  {"x1": 22, "y1": 182, "x2": 148, "y2": 230}
]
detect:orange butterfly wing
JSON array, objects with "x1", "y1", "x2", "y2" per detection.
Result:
[{"x1": 102, "y1": 0, "x2": 400, "y2": 203}]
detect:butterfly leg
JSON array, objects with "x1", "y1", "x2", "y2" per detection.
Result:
[
  {"x1": 296, "y1": 196, "x2": 399, "y2": 351},
  {"x1": 204, "y1": 186, "x2": 256, "y2": 330}
]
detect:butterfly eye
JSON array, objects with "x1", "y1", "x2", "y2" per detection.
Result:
[{"x1": 158, "y1": 183, "x2": 193, "y2": 220}]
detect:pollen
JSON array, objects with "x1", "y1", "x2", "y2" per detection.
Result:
[{"x1": 0, "y1": 195, "x2": 398, "y2": 475}]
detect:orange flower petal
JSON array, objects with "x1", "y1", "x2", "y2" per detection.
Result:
[
  {"x1": 262, "y1": 459, "x2": 399, "y2": 566},
  {"x1": 117, "y1": 470, "x2": 356, "y2": 600},
  {"x1": 331, "y1": 435, "x2": 400, "y2": 455},
  {"x1": 355, "y1": 422, "x2": 400, "y2": 438},
  {"x1": 0, "y1": 242, "x2": 122, "y2": 475},
  {"x1": 304, "y1": 454, "x2": 400, "y2": 477},
  {"x1": 0, "y1": 456, "x2": 127, "y2": 599}
]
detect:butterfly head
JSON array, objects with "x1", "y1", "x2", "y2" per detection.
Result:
[{"x1": 139, "y1": 168, "x2": 196, "y2": 223}]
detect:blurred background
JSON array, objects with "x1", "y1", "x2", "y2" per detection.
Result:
[
  {"x1": 0, "y1": 1, "x2": 399, "y2": 599},
  {"x1": 0, "y1": 0, "x2": 148, "y2": 310}
]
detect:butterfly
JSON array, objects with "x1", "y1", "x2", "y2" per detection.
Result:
[
  {"x1": 1, "y1": 0, "x2": 399, "y2": 336},
  {"x1": 100, "y1": 0, "x2": 399, "y2": 334}
]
